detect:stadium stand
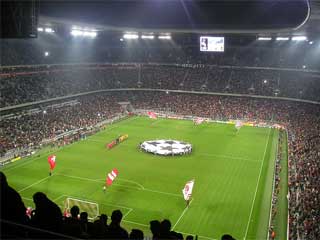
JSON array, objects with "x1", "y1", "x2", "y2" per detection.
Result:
[{"x1": 0, "y1": 30, "x2": 319, "y2": 240}]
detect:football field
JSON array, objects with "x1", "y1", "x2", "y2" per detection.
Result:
[{"x1": 2, "y1": 116, "x2": 279, "y2": 240}]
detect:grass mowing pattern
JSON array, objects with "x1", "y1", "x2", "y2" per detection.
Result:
[{"x1": 2, "y1": 116, "x2": 279, "y2": 240}]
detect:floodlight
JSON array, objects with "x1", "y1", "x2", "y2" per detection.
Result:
[
  {"x1": 158, "y1": 35, "x2": 171, "y2": 40},
  {"x1": 309, "y1": 41, "x2": 313, "y2": 45},
  {"x1": 276, "y1": 37, "x2": 289, "y2": 41},
  {"x1": 44, "y1": 51, "x2": 49, "y2": 57},
  {"x1": 71, "y1": 29, "x2": 83, "y2": 36},
  {"x1": 37, "y1": 27, "x2": 44, "y2": 32},
  {"x1": 258, "y1": 37, "x2": 272, "y2": 41},
  {"x1": 141, "y1": 35, "x2": 154, "y2": 39},
  {"x1": 45, "y1": 28, "x2": 54, "y2": 33},
  {"x1": 123, "y1": 33, "x2": 139, "y2": 39},
  {"x1": 292, "y1": 36, "x2": 307, "y2": 41}
]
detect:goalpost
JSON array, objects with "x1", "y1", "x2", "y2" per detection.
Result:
[{"x1": 65, "y1": 197, "x2": 99, "y2": 220}]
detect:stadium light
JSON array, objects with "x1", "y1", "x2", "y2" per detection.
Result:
[
  {"x1": 258, "y1": 37, "x2": 272, "y2": 41},
  {"x1": 158, "y1": 35, "x2": 171, "y2": 40},
  {"x1": 71, "y1": 29, "x2": 97, "y2": 38},
  {"x1": 71, "y1": 29, "x2": 83, "y2": 36},
  {"x1": 276, "y1": 37, "x2": 289, "y2": 41},
  {"x1": 292, "y1": 36, "x2": 307, "y2": 41},
  {"x1": 141, "y1": 35, "x2": 155, "y2": 39},
  {"x1": 37, "y1": 27, "x2": 44, "y2": 32},
  {"x1": 123, "y1": 33, "x2": 139, "y2": 39},
  {"x1": 83, "y1": 31, "x2": 97, "y2": 38},
  {"x1": 44, "y1": 51, "x2": 50, "y2": 57},
  {"x1": 302, "y1": 65, "x2": 306, "y2": 69},
  {"x1": 44, "y1": 28, "x2": 55, "y2": 33},
  {"x1": 309, "y1": 41, "x2": 313, "y2": 45}
]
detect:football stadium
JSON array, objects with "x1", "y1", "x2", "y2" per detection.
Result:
[{"x1": 1, "y1": 1, "x2": 319, "y2": 240}]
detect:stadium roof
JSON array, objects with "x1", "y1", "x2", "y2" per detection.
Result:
[{"x1": 38, "y1": 1, "x2": 320, "y2": 36}]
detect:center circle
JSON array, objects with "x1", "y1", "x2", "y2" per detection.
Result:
[{"x1": 140, "y1": 140, "x2": 192, "y2": 156}]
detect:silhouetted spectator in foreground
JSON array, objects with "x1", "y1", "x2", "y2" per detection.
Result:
[
  {"x1": 159, "y1": 219, "x2": 172, "y2": 239},
  {"x1": 79, "y1": 212, "x2": 94, "y2": 239},
  {"x1": 170, "y1": 231, "x2": 183, "y2": 240},
  {"x1": 186, "y1": 235, "x2": 196, "y2": 240},
  {"x1": 0, "y1": 172, "x2": 28, "y2": 238},
  {"x1": 30, "y1": 192, "x2": 62, "y2": 235},
  {"x1": 93, "y1": 214, "x2": 108, "y2": 238},
  {"x1": 129, "y1": 229, "x2": 144, "y2": 240},
  {"x1": 150, "y1": 220, "x2": 161, "y2": 240},
  {"x1": 107, "y1": 210, "x2": 129, "y2": 239},
  {"x1": 63, "y1": 205, "x2": 81, "y2": 237},
  {"x1": 221, "y1": 234, "x2": 236, "y2": 240}
]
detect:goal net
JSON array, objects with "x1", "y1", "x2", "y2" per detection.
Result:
[{"x1": 65, "y1": 197, "x2": 99, "y2": 220}]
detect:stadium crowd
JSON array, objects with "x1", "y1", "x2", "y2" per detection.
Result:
[
  {"x1": 1, "y1": 64, "x2": 320, "y2": 108},
  {"x1": 0, "y1": 91, "x2": 319, "y2": 239}
]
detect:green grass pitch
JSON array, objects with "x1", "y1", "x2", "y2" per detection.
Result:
[{"x1": 2, "y1": 116, "x2": 279, "y2": 240}]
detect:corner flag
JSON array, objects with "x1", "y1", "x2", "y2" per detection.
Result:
[{"x1": 182, "y1": 179, "x2": 194, "y2": 201}]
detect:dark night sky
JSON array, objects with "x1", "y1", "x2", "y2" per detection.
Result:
[{"x1": 39, "y1": 1, "x2": 309, "y2": 30}]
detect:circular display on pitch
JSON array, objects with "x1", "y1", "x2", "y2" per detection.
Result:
[{"x1": 140, "y1": 140, "x2": 192, "y2": 156}]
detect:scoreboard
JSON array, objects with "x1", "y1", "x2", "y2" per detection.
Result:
[{"x1": 200, "y1": 36, "x2": 224, "y2": 52}]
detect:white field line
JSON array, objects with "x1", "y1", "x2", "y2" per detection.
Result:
[
  {"x1": 200, "y1": 153, "x2": 259, "y2": 163},
  {"x1": 58, "y1": 174, "x2": 181, "y2": 198},
  {"x1": 117, "y1": 178, "x2": 145, "y2": 190},
  {"x1": 123, "y1": 208, "x2": 133, "y2": 219},
  {"x1": 22, "y1": 196, "x2": 33, "y2": 201},
  {"x1": 122, "y1": 219, "x2": 148, "y2": 227},
  {"x1": 172, "y1": 199, "x2": 194, "y2": 230},
  {"x1": 243, "y1": 129, "x2": 271, "y2": 240},
  {"x1": 95, "y1": 178, "x2": 145, "y2": 190},
  {"x1": 100, "y1": 202, "x2": 133, "y2": 210},
  {"x1": 18, "y1": 175, "x2": 53, "y2": 193}
]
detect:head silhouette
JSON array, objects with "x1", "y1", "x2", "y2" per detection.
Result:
[
  {"x1": 0, "y1": 172, "x2": 8, "y2": 188},
  {"x1": 70, "y1": 205, "x2": 80, "y2": 218},
  {"x1": 33, "y1": 192, "x2": 48, "y2": 207},
  {"x1": 221, "y1": 234, "x2": 236, "y2": 240},
  {"x1": 111, "y1": 210, "x2": 123, "y2": 224}
]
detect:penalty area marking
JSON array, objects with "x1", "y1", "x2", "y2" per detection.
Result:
[{"x1": 243, "y1": 128, "x2": 271, "y2": 240}]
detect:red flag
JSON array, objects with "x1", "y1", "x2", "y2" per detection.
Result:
[
  {"x1": 48, "y1": 155, "x2": 56, "y2": 170},
  {"x1": 147, "y1": 111, "x2": 157, "y2": 119},
  {"x1": 106, "y1": 168, "x2": 118, "y2": 186}
]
